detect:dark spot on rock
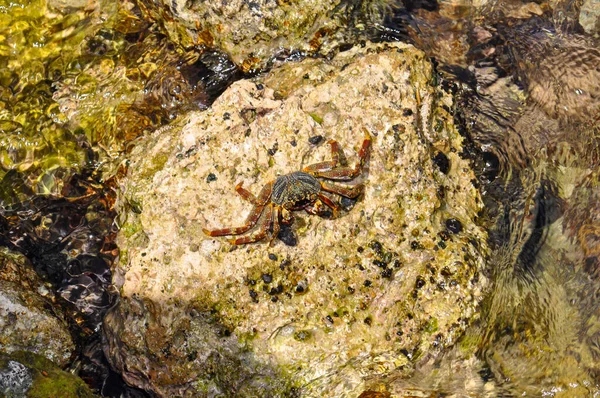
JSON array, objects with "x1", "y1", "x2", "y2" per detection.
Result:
[
  {"x1": 415, "y1": 276, "x2": 426, "y2": 289},
  {"x1": 223, "y1": 112, "x2": 231, "y2": 120},
  {"x1": 206, "y1": 173, "x2": 217, "y2": 182},
  {"x1": 396, "y1": 330, "x2": 403, "y2": 336},
  {"x1": 403, "y1": 108, "x2": 413, "y2": 116},
  {"x1": 326, "y1": 315, "x2": 334, "y2": 323},
  {"x1": 261, "y1": 274, "x2": 272, "y2": 284},
  {"x1": 279, "y1": 259, "x2": 291, "y2": 270},
  {"x1": 295, "y1": 285, "x2": 305, "y2": 293},
  {"x1": 363, "y1": 279, "x2": 372, "y2": 287},
  {"x1": 271, "y1": 296, "x2": 278, "y2": 302},
  {"x1": 410, "y1": 241, "x2": 423, "y2": 250},
  {"x1": 373, "y1": 259, "x2": 386, "y2": 268},
  {"x1": 347, "y1": 286, "x2": 355, "y2": 294},
  {"x1": 479, "y1": 366, "x2": 494, "y2": 382},
  {"x1": 187, "y1": 350, "x2": 198, "y2": 361},
  {"x1": 438, "y1": 241, "x2": 447, "y2": 249},
  {"x1": 248, "y1": 279, "x2": 256, "y2": 286},
  {"x1": 432, "y1": 151, "x2": 450, "y2": 174},
  {"x1": 256, "y1": 83, "x2": 264, "y2": 90},
  {"x1": 393, "y1": 260, "x2": 402, "y2": 268},
  {"x1": 446, "y1": 218, "x2": 463, "y2": 234},
  {"x1": 267, "y1": 142, "x2": 279, "y2": 156},
  {"x1": 290, "y1": 139, "x2": 297, "y2": 147},
  {"x1": 308, "y1": 135, "x2": 323, "y2": 145},
  {"x1": 482, "y1": 151, "x2": 500, "y2": 182},
  {"x1": 218, "y1": 328, "x2": 231, "y2": 337},
  {"x1": 381, "y1": 268, "x2": 393, "y2": 279},
  {"x1": 369, "y1": 240, "x2": 383, "y2": 254},
  {"x1": 277, "y1": 224, "x2": 297, "y2": 246},
  {"x1": 382, "y1": 83, "x2": 389, "y2": 93},
  {"x1": 340, "y1": 196, "x2": 357, "y2": 211},
  {"x1": 441, "y1": 267, "x2": 453, "y2": 277},
  {"x1": 357, "y1": 246, "x2": 364, "y2": 253},
  {"x1": 303, "y1": 73, "x2": 310, "y2": 79},
  {"x1": 400, "y1": 348, "x2": 410, "y2": 357},
  {"x1": 584, "y1": 256, "x2": 598, "y2": 275},
  {"x1": 357, "y1": 263, "x2": 365, "y2": 271},
  {"x1": 249, "y1": 289, "x2": 258, "y2": 302},
  {"x1": 438, "y1": 230, "x2": 450, "y2": 241},
  {"x1": 364, "y1": 317, "x2": 372, "y2": 326},
  {"x1": 268, "y1": 253, "x2": 277, "y2": 261}
]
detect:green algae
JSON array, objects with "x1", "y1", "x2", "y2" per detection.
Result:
[{"x1": 0, "y1": 351, "x2": 96, "y2": 398}]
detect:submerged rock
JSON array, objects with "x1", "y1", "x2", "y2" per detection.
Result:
[
  {"x1": 106, "y1": 42, "x2": 488, "y2": 397},
  {"x1": 0, "y1": 249, "x2": 74, "y2": 367},
  {"x1": 135, "y1": 0, "x2": 387, "y2": 71}
]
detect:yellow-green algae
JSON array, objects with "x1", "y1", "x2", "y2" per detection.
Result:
[{"x1": 0, "y1": 351, "x2": 96, "y2": 398}]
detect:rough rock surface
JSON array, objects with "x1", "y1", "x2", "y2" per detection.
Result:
[
  {"x1": 580, "y1": 0, "x2": 600, "y2": 35},
  {"x1": 135, "y1": 0, "x2": 384, "y2": 71},
  {"x1": 0, "y1": 249, "x2": 74, "y2": 367},
  {"x1": 0, "y1": 351, "x2": 96, "y2": 398},
  {"x1": 106, "y1": 42, "x2": 488, "y2": 397}
]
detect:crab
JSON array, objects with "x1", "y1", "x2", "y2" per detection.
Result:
[{"x1": 203, "y1": 133, "x2": 372, "y2": 244}]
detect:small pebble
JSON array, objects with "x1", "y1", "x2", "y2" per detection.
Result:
[
  {"x1": 445, "y1": 218, "x2": 463, "y2": 234},
  {"x1": 308, "y1": 135, "x2": 323, "y2": 145}
]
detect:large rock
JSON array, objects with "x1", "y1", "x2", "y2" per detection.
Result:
[
  {"x1": 0, "y1": 249, "x2": 74, "y2": 367},
  {"x1": 106, "y1": 42, "x2": 488, "y2": 397},
  {"x1": 135, "y1": 0, "x2": 384, "y2": 71}
]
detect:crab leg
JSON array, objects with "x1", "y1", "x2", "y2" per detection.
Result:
[
  {"x1": 269, "y1": 206, "x2": 281, "y2": 246},
  {"x1": 321, "y1": 180, "x2": 363, "y2": 198},
  {"x1": 230, "y1": 204, "x2": 274, "y2": 244},
  {"x1": 303, "y1": 134, "x2": 372, "y2": 180},
  {"x1": 304, "y1": 200, "x2": 328, "y2": 216},
  {"x1": 302, "y1": 140, "x2": 344, "y2": 174},
  {"x1": 235, "y1": 181, "x2": 273, "y2": 205},
  {"x1": 317, "y1": 193, "x2": 341, "y2": 218},
  {"x1": 203, "y1": 182, "x2": 273, "y2": 236}
]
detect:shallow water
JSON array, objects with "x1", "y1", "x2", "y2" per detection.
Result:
[{"x1": 1, "y1": 0, "x2": 599, "y2": 396}]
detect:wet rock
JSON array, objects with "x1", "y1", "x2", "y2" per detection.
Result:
[
  {"x1": 0, "y1": 351, "x2": 96, "y2": 398},
  {"x1": 135, "y1": 0, "x2": 386, "y2": 71},
  {"x1": 107, "y1": 42, "x2": 488, "y2": 397},
  {"x1": 580, "y1": 0, "x2": 600, "y2": 35},
  {"x1": 0, "y1": 249, "x2": 74, "y2": 367}
]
